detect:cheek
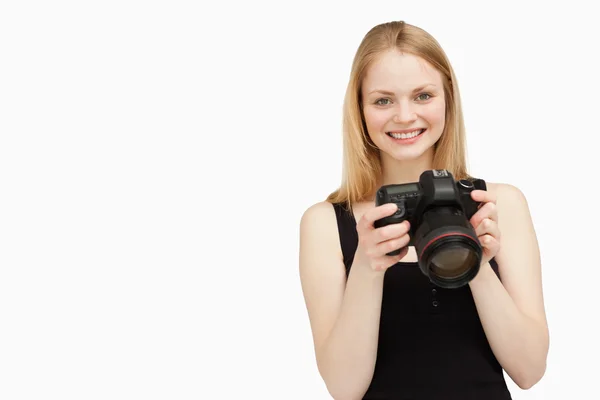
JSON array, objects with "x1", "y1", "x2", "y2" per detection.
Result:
[
  {"x1": 364, "y1": 109, "x2": 391, "y2": 132},
  {"x1": 425, "y1": 100, "x2": 446, "y2": 127}
]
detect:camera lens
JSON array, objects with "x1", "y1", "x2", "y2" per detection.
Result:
[
  {"x1": 413, "y1": 208, "x2": 482, "y2": 288},
  {"x1": 429, "y1": 243, "x2": 479, "y2": 279}
]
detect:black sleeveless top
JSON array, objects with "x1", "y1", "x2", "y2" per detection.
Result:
[{"x1": 332, "y1": 202, "x2": 512, "y2": 400}]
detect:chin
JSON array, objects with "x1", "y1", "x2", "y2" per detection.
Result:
[
  {"x1": 389, "y1": 152, "x2": 427, "y2": 162},
  {"x1": 383, "y1": 143, "x2": 435, "y2": 162}
]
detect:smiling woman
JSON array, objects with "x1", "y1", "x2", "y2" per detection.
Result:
[{"x1": 298, "y1": 20, "x2": 549, "y2": 400}]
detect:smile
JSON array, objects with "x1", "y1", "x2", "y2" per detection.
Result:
[{"x1": 386, "y1": 129, "x2": 426, "y2": 140}]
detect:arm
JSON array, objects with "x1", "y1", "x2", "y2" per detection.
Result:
[
  {"x1": 299, "y1": 202, "x2": 384, "y2": 400},
  {"x1": 468, "y1": 183, "x2": 549, "y2": 389}
]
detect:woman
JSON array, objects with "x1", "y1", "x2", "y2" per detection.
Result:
[{"x1": 298, "y1": 21, "x2": 549, "y2": 399}]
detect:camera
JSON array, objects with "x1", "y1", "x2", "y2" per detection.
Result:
[{"x1": 374, "y1": 169, "x2": 486, "y2": 289}]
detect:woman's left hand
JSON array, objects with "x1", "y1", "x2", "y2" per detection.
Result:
[{"x1": 469, "y1": 189, "x2": 501, "y2": 267}]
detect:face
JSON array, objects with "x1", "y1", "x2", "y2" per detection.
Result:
[{"x1": 361, "y1": 50, "x2": 446, "y2": 162}]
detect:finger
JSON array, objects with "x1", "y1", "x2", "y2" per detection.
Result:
[
  {"x1": 372, "y1": 245, "x2": 410, "y2": 271},
  {"x1": 480, "y1": 234, "x2": 500, "y2": 252},
  {"x1": 474, "y1": 217, "x2": 497, "y2": 237},
  {"x1": 470, "y1": 201, "x2": 497, "y2": 228},
  {"x1": 373, "y1": 220, "x2": 410, "y2": 243},
  {"x1": 479, "y1": 234, "x2": 492, "y2": 248},
  {"x1": 476, "y1": 220, "x2": 501, "y2": 241},
  {"x1": 471, "y1": 189, "x2": 497, "y2": 204},
  {"x1": 358, "y1": 203, "x2": 398, "y2": 232},
  {"x1": 375, "y1": 232, "x2": 411, "y2": 257}
]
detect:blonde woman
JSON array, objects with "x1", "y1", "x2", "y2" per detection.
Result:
[{"x1": 299, "y1": 21, "x2": 548, "y2": 399}]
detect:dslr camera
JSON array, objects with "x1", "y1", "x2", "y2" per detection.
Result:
[{"x1": 374, "y1": 169, "x2": 486, "y2": 289}]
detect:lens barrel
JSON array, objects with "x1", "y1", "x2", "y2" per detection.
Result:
[{"x1": 413, "y1": 207, "x2": 482, "y2": 288}]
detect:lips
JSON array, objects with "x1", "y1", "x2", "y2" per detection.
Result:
[{"x1": 386, "y1": 128, "x2": 426, "y2": 139}]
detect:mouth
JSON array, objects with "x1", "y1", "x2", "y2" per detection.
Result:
[{"x1": 386, "y1": 128, "x2": 426, "y2": 140}]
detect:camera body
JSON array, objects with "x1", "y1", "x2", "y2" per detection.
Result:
[
  {"x1": 374, "y1": 169, "x2": 485, "y2": 239},
  {"x1": 374, "y1": 169, "x2": 487, "y2": 288}
]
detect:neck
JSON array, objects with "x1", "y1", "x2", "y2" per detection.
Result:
[{"x1": 378, "y1": 147, "x2": 435, "y2": 186}]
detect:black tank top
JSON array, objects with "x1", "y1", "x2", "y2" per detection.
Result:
[{"x1": 332, "y1": 202, "x2": 512, "y2": 400}]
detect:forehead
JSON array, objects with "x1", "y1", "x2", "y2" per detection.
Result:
[{"x1": 362, "y1": 50, "x2": 442, "y2": 92}]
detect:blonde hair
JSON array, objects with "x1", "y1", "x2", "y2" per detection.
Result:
[{"x1": 326, "y1": 21, "x2": 474, "y2": 208}]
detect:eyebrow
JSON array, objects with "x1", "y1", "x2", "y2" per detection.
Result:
[{"x1": 368, "y1": 83, "x2": 437, "y2": 96}]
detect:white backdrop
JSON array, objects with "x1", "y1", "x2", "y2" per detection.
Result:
[{"x1": 1, "y1": 1, "x2": 598, "y2": 399}]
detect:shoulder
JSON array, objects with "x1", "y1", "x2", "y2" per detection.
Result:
[
  {"x1": 299, "y1": 201, "x2": 341, "y2": 248},
  {"x1": 301, "y1": 200, "x2": 336, "y2": 220},
  {"x1": 300, "y1": 201, "x2": 337, "y2": 230},
  {"x1": 485, "y1": 181, "x2": 539, "y2": 269},
  {"x1": 486, "y1": 182, "x2": 530, "y2": 213}
]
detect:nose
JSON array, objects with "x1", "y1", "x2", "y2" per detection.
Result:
[{"x1": 392, "y1": 102, "x2": 417, "y2": 124}]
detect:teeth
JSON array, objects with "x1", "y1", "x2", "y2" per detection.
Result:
[{"x1": 388, "y1": 129, "x2": 424, "y2": 139}]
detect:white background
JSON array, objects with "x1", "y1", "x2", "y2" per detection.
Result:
[{"x1": 1, "y1": 1, "x2": 598, "y2": 399}]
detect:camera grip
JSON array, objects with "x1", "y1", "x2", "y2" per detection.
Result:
[{"x1": 374, "y1": 199, "x2": 410, "y2": 257}]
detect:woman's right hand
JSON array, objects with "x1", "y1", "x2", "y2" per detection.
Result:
[{"x1": 355, "y1": 203, "x2": 411, "y2": 273}]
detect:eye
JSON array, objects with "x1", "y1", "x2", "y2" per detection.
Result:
[
  {"x1": 375, "y1": 98, "x2": 392, "y2": 106},
  {"x1": 416, "y1": 93, "x2": 432, "y2": 101}
]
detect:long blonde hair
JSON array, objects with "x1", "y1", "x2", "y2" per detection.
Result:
[{"x1": 326, "y1": 21, "x2": 474, "y2": 208}]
